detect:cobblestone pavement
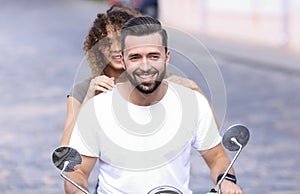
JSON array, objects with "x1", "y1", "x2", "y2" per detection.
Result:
[
  {"x1": 190, "y1": 57, "x2": 300, "y2": 194},
  {"x1": 0, "y1": 0, "x2": 299, "y2": 193}
]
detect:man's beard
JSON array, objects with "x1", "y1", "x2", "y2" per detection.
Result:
[{"x1": 126, "y1": 66, "x2": 166, "y2": 94}]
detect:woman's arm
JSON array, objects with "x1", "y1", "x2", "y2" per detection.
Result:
[
  {"x1": 60, "y1": 96, "x2": 81, "y2": 146},
  {"x1": 60, "y1": 75, "x2": 115, "y2": 146},
  {"x1": 82, "y1": 76, "x2": 114, "y2": 104}
]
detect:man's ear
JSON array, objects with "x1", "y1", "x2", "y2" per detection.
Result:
[{"x1": 165, "y1": 50, "x2": 170, "y2": 67}]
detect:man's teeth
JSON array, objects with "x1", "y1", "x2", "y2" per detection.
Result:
[{"x1": 138, "y1": 74, "x2": 155, "y2": 79}]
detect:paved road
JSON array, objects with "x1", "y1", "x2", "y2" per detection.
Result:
[
  {"x1": 0, "y1": 1, "x2": 109, "y2": 193},
  {"x1": 0, "y1": 0, "x2": 299, "y2": 193}
]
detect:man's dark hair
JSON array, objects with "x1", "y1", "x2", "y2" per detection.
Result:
[{"x1": 120, "y1": 16, "x2": 168, "y2": 52}]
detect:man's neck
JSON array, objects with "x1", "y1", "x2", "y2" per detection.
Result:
[{"x1": 118, "y1": 81, "x2": 168, "y2": 106}]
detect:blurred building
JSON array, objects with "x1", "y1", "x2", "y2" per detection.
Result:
[{"x1": 159, "y1": 0, "x2": 300, "y2": 53}]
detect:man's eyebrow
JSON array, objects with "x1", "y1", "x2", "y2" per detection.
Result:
[
  {"x1": 127, "y1": 53, "x2": 141, "y2": 58},
  {"x1": 148, "y1": 52, "x2": 161, "y2": 56}
]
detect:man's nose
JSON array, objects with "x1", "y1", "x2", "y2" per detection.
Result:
[{"x1": 140, "y1": 58, "x2": 151, "y2": 71}]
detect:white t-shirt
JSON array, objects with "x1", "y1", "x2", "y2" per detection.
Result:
[{"x1": 69, "y1": 81, "x2": 221, "y2": 194}]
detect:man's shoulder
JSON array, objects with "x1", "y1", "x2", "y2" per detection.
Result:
[
  {"x1": 167, "y1": 81, "x2": 208, "y2": 104},
  {"x1": 167, "y1": 80, "x2": 198, "y2": 95},
  {"x1": 166, "y1": 75, "x2": 199, "y2": 91},
  {"x1": 93, "y1": 88, "x2": 114, "y2": 103},
  {"x1": 79, "y1": 89, "x2": 115, "y2": 119}
]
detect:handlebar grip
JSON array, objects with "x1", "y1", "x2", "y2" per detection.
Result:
[{"x1": 206, "y1": 188, "x2": 217, "y2": 193}]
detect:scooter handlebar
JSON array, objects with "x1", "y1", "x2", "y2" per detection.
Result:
[{"x1": 206, "y1": 188, "x2": 217, "y2": 193}]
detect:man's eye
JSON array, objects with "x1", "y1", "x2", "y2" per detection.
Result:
[
  {"x1": 150, "y1": 55, "x2": 160, "y2": 60},
  {"x1": 129, "y1": 56, "x2": 139, "y2": 61}
]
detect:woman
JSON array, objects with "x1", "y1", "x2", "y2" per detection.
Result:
[{"x1": 60, "y1": 4, "x2": 140, "y2": 145}]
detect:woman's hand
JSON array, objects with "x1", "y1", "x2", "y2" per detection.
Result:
[{"x1": 83, "y1": 75, "x2": 115, "y2": 104}]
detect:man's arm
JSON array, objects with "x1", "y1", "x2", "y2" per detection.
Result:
[
  {"x1": 200, "y1": 143, "x2": 242, "y2": 193},
  {"x1": 65, "y1": 155, "x2": 97, "y2": 194}
]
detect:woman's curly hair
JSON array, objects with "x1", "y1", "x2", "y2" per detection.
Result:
[{"x1": 83, "y1": 4, "x2": 141, "y2": 77}]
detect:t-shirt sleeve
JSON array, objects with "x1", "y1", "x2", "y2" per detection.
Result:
[
  {"x1": 69, "y1": 99, "x2": 100, "y2": 158},
  {"x1": 192, "y1": 92, "x2": 222, "y2": 151},
  {"x1": 67, "y1": 78, "x2": 91, "y2": 103}
]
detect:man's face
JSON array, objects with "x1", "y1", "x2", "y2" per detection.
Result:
[{"x1": 122, "y1": 32, "x2": 169, "y2": 94}]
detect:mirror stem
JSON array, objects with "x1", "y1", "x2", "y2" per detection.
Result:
[
  {"x1": 60, "y1": 161, "x2": 90, "y2": 194},
  {"x1": 61, "y1": 161, "x2": 69, "y2": 173},
  {"x1": 217, "y1": 137, "x2": 243, "y2": 194}
]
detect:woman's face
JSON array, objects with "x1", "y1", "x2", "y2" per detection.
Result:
[{"x1": 100, "y1": 26, "x2": 123, "y2": 71}]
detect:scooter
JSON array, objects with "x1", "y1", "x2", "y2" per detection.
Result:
[{"x1": 52, "y1": 124, "x2": 249, "y2": 194}]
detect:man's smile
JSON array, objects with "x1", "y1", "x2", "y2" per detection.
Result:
[{"x1": 134, "y1": 71, "x2": 158, "y2": 82}]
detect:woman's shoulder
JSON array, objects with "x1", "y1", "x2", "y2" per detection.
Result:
[
  {"x1": 73, "y1": 78, "x2": 91, "y2": 89},
  {"x1": 68, "y1": 78, "x2": 92, "y2": 103}
]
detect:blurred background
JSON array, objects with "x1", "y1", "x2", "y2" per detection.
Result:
[
  {"x1": 0, "y1": 0, "x2": 299, "y2": 193},
  {"x1": 160, "y1": 0, "x2": 300, "y2": 51},
  {"x1": 109, "y1": 0, "x2": 300, "y2": 52}
]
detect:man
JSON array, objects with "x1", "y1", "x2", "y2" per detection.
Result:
[{"x1": 66, "y1": 16, "x2": 242, "y2": 194}]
